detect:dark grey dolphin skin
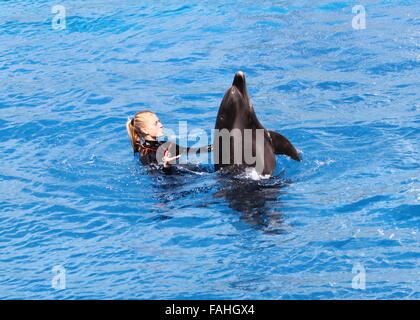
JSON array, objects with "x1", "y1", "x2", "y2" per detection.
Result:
[{"x1": 214, "y1": 71, "x2": 301, "y2": 175}]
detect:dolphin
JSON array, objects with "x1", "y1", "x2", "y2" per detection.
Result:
[{"x1": 213, "y1": 71, "x2": 301, "y2": 176}]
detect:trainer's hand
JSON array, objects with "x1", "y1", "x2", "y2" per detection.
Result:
[{"x1": 162, "y1": 143, "x2": 180, "y2": 168}]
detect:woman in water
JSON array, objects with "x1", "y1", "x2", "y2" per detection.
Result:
[{"x1": 126, "y1": 110, "x2": 212, "y2": 173}]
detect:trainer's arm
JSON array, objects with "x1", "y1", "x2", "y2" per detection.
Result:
[{"x1": 162, "y1": 142, "x2": 213, "y2": 156}]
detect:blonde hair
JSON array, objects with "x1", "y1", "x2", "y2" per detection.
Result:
[{"x1": 126, "y1": 110, "x2": 155, "y2": 154}]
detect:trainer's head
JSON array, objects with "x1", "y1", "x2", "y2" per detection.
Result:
[{"x1": 126, "y1": 111, "x2": 164, "y2": 153}]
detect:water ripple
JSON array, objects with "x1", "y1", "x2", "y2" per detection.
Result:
[{"x1": 0, "y1": 0, "x2": 418, "y2": 299}]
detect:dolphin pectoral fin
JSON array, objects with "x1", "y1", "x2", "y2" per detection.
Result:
[{"x1": 268, "y1": 130, "x2": 301, "y2": 162}]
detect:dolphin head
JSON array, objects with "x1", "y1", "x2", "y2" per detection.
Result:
[
  {"x1": 213, "y1": 71, "x2": 301, "y2": 175},
  {"x1": 214, "y1": 71, "x2": 269, "y2": 173},
  {"x1": 215, "y1": 71, "x2": 262, "y2": 131}
]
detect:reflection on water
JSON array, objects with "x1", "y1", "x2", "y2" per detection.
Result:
[
  {"x1": 214, "y1": 170, "x2": 288, "y2": 234},
  {"x1": 147, "y1": 164, "x2": 289, "y2": 234}
]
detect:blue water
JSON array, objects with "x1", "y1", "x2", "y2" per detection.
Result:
[{"x1": 0, "y1": 0, "x2": 419, "y2": 299}]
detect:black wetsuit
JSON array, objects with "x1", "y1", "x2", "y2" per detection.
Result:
[{"x1": 138, "y1": 140, "x2": 212, "y2": 174}]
